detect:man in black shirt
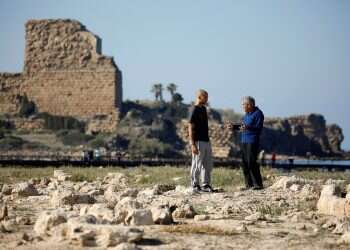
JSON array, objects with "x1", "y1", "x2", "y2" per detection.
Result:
[{"x1": 188, "y1": 89, "x2": 214, "y2": 192}]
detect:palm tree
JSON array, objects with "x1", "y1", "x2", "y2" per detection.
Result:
[
  {"x1": 166, "y1": 83, "x2": 177, "y2": 100},
  {"x1": 151, "y1": 83, "x2": 164, "y2": 101},
  {"x1": 172, "y1": 92, "x2": 183, "y2": 105}
]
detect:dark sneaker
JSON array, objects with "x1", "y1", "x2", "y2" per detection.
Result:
[
  {"x1": 202, "y1": 184, "x2": 214, "y2": 193},
  {"x1": 192, "y1": 185, "x2": 201, "y2": 192},
  {"x1": 252, "y1": 186, "x2": 264, "y2": 190},
  {"x1": 239, "y1": 186, "x2": 253, "y2": 191}
]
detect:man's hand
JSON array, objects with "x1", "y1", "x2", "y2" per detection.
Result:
[
  {"x1": 225, "y1": 122, "x2": 233, "y2": 130},
  {"x1": 191, "y1": 144, "x2": 199, "y2": 155},
  {"x1": 240, "y1": 124, "x2": 247, "y2": 131}
]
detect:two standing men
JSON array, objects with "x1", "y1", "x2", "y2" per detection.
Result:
[{"x1": 188, "y1": 90, "x2": 264, "y2": 192}]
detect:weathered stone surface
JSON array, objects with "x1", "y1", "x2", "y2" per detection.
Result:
[
  {"x1": 172, "y1": 203, "x2": 196, "y2": 219},
  {"x1": 244, "y1": 212, "x2": 265, "y2": 222},
  {"x1": 0, "y1": 204, "x2": 8, "y2": 221},
  {"x1": 1, "y1": 184, "x2": 12, "y2": 195},
  {"x1": 111, "y1": 243, "x2": 141, "y2": 250},
  {"x1": 0, "y1": 19, "x2": 122, "y2": 133},
  {"x1": 338, "y1": 232, "x2": 350, "y2": 244},
  {"x1": 151, "y1": 205, "x2": 173, "y2": 225},
  {"x1": 12, "y1": 182, "x2": 39, "y2": 197},
  {"x1": 270, "y1": 176, "x2": 314, "y2": 190},
  {"x1": 63, "y1": 219, "x2": 143, "y2": 247},
  {"x1": 51, "y1": 189, "x2": 96, "y2": 207},
  {"x1": 34, "y1": 210, "x2": 67, "y2": 236},
  {"x1": 114, "y1": 197, "x2": 143, "y2": 224},
  {"x1": 125, "y1": 209, "x2": 154, "y2": 226},
  {"x1": 317, "y1": 184, "x2": 350, "y2": 217},
  {"x1": 53, "y1": 170, "x2": 71, "y2": 182},
  {"x1": 0, "y1": 219, "x2": 15, "y2": 233},
  {"x1": 105, "y1": 186, "x2": 138, "y2": 208},
  {"x1": 194, "y1": 214, "x2": 210, "y2": 221},
  {"x1": 103, "y1": 172, "x2": 128, "y2": 187},
  {"x1": 81, "y1": 203, "x2": 115, "y2": 224}
]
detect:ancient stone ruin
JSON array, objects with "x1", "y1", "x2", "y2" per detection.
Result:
[{"x1": 0, "y1": 19, "x2": 122, "y2": 133}]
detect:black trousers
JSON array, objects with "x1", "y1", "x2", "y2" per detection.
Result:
[{"x1": 241, "y1": 143, "x2": 263, "y2": 188}]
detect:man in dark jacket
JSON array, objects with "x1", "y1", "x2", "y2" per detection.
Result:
[
  {"x1": 239, "y1": 96, "x2": 264, "y2": 190},
  {"x1": 188, "y1": 89, "x2": 214, "y2": 193}
]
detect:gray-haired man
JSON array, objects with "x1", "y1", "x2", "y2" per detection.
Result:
[
  {"x1": 188, "y1": 89, "x2": 214, "y2": 193},
  {"x1": 240, "y1": 96, "x2": 264, "y2": 190}
]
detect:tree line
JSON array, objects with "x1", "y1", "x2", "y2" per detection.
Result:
[{"x1": 151, "y1": 83, "x2": 183, "y2": 104}]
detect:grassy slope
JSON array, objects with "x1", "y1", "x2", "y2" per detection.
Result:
[{"x1": 2, "y1": 166, "x2": 350, "y2": 191}]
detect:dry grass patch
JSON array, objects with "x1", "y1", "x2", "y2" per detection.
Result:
[{"x1": 160, "y1": 224, "x2": 238, "y2": 236}]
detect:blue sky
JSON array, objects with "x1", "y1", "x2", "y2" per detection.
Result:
[{"x1": 1, "y1": 0, "x2": 350, "y2": 150}]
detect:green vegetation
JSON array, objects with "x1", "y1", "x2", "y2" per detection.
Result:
[
  {"x1": 2, "y1": 166, "x2": 350, "y2": 190},
  {"x1": 256, "y1": 204, "x2": 283, "y2": 216},
  {"x1": 56, "y1": 129, "x2": 94, "y2": 146},
  {"x1": 128, "y1": 137, "x2": 175, "y2": 158},
  {"x1": 37, "y1": 113, "x2": 86, "y2": 131},
  {"x1": 0, "y1": 136, "x2": 24, "y2": 150}
]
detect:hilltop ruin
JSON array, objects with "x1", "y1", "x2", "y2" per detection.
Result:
[{"x1": 0, "y1": 19, "x2": 122, "y2": 133}]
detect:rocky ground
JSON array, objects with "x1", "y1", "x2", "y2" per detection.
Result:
[{"x1": 1, "y1": 168, "x2": 350, "y2": 249}]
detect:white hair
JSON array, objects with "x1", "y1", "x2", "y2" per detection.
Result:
[
  {"x1": 242, "y1": 96, "x2": 255, "y2": 106},
  {"x1": 197, "y1": 89, "x2": 208, "y2": 97}
]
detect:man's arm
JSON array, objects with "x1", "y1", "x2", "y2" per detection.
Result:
[
  {"x1": 244, "y1": 112, "x2": 264, "y2": 132},
  {"x1": 188, "y1": 123, "x2": 199, "y2": 155}
]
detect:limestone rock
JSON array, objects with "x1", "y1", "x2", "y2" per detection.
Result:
[
  {"x1": 151, "y1": 206, "x2": 173, "y2": 225},
  {"x1": 105, "y1": 186, "x2": 138, "y2": 208},
  {"x1": 51, "y1": 189, "x2": 96, "y2": 207},
  {"x1": 34, "y1": 210, "x2": 67, "y2": 236},
  {"x1": 244, "y1": 212, "x2": 265, "y2": 222},
  {"x1": 338, "y1": 232, "x2": 350, "y2": 244},
  {"x1": 103, "y1": 173, "x2": 128, "y2": 187},
  {"x1": 194, "y1": 214, "x2": 210, "y2": 221},
  {"x1": 12, "y1": 182, "x2": 39, "y2": 197},
  {"x1": 111, "y1": 243, "x2": 141, "y2": 250},
  {"x1": 317, "y1": 184, "x2": 350, "y2": 217},
  {"x1": 270, "y1": 176, "x2": 313, "y2": 190},
  {"x1": 172, "y1": 204, "x2": 196, "y2": 219},
  {"x1": 81, "y1": 203, "x2": 115, "y2": 224},
  {"x1": 0, "y1": 204, "x2": 8, "y2": 221},
  {"x1": 63, "y1": 219, "x2": 143, "y2": 247},
  {"x1": 0, "y1": 219, "x2": 15, "y2": 233},
  {"x1": 40, "y1": 177, "x2": 51, "y2": 186},
  {"x1": 53, "y1": 170, "x2": 72, "y2": 182},
  {"x1": 114, "y1": 197, "x2": 143, "y2": 224},
  {"x1": 1, "y1": 184, "x2": 12, "y2": 195},
  {"x1": 125, "y1": 209, "x2": 154, "y2": 226}
]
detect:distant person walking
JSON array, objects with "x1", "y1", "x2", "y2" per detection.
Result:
[
  {"x1": 239, "y1": 96, "x2": 264, "y2": 190},
  {"x1": 271, "y1": 152, "x2": 276, "y2": 167},
  {"x1": 188, "y1": 89, "x2": 214, "y2": 193}
]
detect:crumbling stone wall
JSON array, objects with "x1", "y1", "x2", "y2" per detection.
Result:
[
  {"x1": 0, "y1": 19, "x2": 122, "y2": 133},
  {"x1": 177, "y1": 120, "x2": 239, "y2": 158},
  {"x1": 0, "y1": 73, "x2": 24, "y2": 114},
  {"x1": 262, "y1": 114, "x2": 344, "y2": 156}
]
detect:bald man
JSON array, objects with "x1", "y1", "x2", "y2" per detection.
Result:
[{"x1": 188, "y1": 89, "x2": 214, "y2": 193}]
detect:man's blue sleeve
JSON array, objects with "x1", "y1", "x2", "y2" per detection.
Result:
[{"x1": 246, "y1": 111, "x2": 264, "y2": 132}]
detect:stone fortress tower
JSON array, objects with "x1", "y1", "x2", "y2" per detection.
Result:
[{"x1": 0, "y1": 19, "x2": 122, "y2": 133}]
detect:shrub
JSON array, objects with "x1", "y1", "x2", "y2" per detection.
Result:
[
  {"x1": 89, "y1": 136, "x2": 106, "y2": 148},
  {"x1": 57, "y1": 130, "x2": 94, "y2": 146},
  {"x1": 37, "y1": 113, "x2": 86, "y2": 131},
  {"x1": 128, "y1": 137, "x2": 175, "y2": 158},
  {"x1": 0, "y1": 136, "x2": 24, "y2": 150}
]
